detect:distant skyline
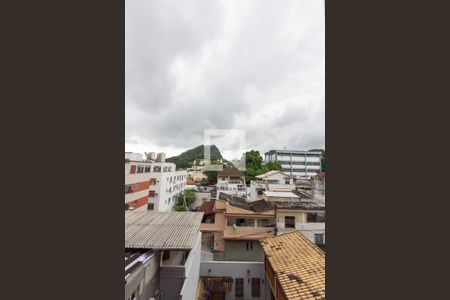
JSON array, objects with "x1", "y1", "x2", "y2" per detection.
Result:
[{"x1": 126, "y1": 0, "x2": 325, "y2": 158}]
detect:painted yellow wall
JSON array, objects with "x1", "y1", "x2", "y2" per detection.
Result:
[{"x1": 276, "y1": 210, "x2": 305, "y2": 224}]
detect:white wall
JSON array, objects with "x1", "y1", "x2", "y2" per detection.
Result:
[
  {"x1": 148, "y1": 169, "x2": 188, "y2": 212},
  {"x1": 200, "y1": 261, "x2": 266, "y2": 300},
  {"x1": 180, "y1": 232, "x2": 202, "y2": 300}
]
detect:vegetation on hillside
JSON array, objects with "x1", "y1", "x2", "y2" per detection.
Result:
[{"x1": 166, "y1": 145, "x2": 223, "y2": 169}]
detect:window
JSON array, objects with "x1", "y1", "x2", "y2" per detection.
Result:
[
  {"x1": 315, "y1": 233, "x2": 325, "y2": 245},
  {"x1": 137, "y1": 165, "x2": 144, "y2": 173},
  {"x1": 235, "y1": 278, "x2": 244, "y2": 297},
  {"x1": 162, "y1": 251, "x2": 170, "y2": 261},
  {"x1": 251, "y1": 278, "x2": 260, "y2": 297},
  {"x1": 285, "y1": 216, "x2": 295, "y2": 228},
  {"x1": 144, "y1": 166, "x2": 151, "y2": 172},
  {"x1": 147, "y1": 203, "x2": 154, "y2": 210},
  {"x1": 125, "y1": 184, "x2": 132, "y2": 194},
  {"x1": 130, "y1": 165, "x2": 136, "y2": 174},
  {"x1": 307, "y1": 212, "x2": 325, "y2": 223},
  {"x1": 246, "y1": 241, "x2": 253, "y2": 250},
  {"x1": 148, "y1": 191, "x2": 156, "y2": 197},
  {"x1": 153, "y1": 166, "x2": 161, "y2": 172},
  {"x1": 149, "y1": 178, "x2": 156, "y2": 185},
  {"x1": 285, "y1": 179, "x2": 290, "y2": 184}
]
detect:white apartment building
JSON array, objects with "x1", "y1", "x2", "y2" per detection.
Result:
[
  {"x1": 264, "y1": 150, "x2": 322, "y2": 178},
  {"x1": 216, "y1": 170, "x2": 247, "y2": 198},
  {"x1": 125, "y1": 154, "x2": 187, "y2": 212},
  {"x1": 249, "y1": 170, "x2": 296, "y2": 201},
  {"x1": 147, "y1": 162, "x2": 187, "y2": 212}
]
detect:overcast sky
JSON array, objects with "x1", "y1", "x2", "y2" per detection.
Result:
[{"x1": 126, "y1": 0, "x2": 324, "y2": 158}]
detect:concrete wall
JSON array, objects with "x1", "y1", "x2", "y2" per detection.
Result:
[
  {"x1": 125, "y1": 252, "x2": 160, "y2": 300},
  {"x1": 191, "y1": 192, "x2": 211, "y2": 209},
  {"x1": 148, "y1": 169, "x2": 188, "y2": 212},
  {"x1": 180, "y1": 232, "x2": 202, "y2": 300},
  {"x1": 200, "y1": 261, "x2": 267, "y2": 300},
  {"x1": 276, "y1": 211, "x2": 325, "y2": 244},
  {"x1": 215, "y1": 240, "x2": 264, "y2": 262}
]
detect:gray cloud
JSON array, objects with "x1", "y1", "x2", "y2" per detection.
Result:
[{"x1": 126, "y1": 0, "x2": 324, "y2": 157}]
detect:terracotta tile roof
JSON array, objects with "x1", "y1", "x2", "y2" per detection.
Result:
[
  {"x1": 225, "y1": 203, "x2": 274, "y2": 217},
  {"x1": 218, "y1": 192, "x2": 274, "y2": 212},
  {"x1": 218, "y1": 170, "x2": 244, "y2": 177},
  {"x1": 198, "y1": 200, "x2": 216, "y2": 215},
  {"x1": 223, "y1": 227, "x2": 275, "y2": 240},
  {"x1": 261, "y1": 231, "x2": 325, "y2": 300},
  {"x1": 214, "y1": 200, "x2": 226, "y2": 210},
  {"x1": 186, "y1": 177, "x2": 196, "y2": 185}
]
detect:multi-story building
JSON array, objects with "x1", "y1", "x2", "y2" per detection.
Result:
[
  {"x1": 125, "y1": 160, "x2": 154, "y2": 211},
  {"x1": 199, "y1": 193, "x2": 275, "y2": 262},
  {"x1": 125, "y1": 154, "x2": 187, "y2": 212},
  {"x1": 265, "y1": 150, "x2": 322, "y2": 178},
  {"x1": 249, "y1": 170, "x2": 296, "y2": 201},
  {"x1": 156, "y1": 152, "x2": 166, "y2": 162},
  {"x1": 146, "y1": 162, "x2": 187, "y2": 212},
  {"x1": 216, "y1": 170, "x2": 246, "y2": 198},
  {"x1": 273, "y1": 193, "x2": 325, "y2": 248},
  {"x1": 125, "y1": 211, "x2": 203, "y2": 300}
]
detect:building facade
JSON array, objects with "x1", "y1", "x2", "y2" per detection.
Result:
[
  {"x1": 216, "y1": 170, "x2": 247, "y2": 198},
  {"x1": 146, "y1": 162, "x2": 188, "y2": 212},
  {"x1": 125, "y1": 155, "x2": 187, "y2": 212},
  {"x1": 265, "y1": 150, "x2": 322, "y2": 178},
  {"x1": 125, "y1": 160, "x2": 154, "y2": 211},
  {"x1": 249, "y1": 170, "x2": 296, "y2": 201}
]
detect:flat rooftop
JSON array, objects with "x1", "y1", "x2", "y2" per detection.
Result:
[
  {"x1": 125, "y1": 211, "x2": 204, "y2": 250},
  {"x1": 263, "y1": 191, "x2": 300, "y2": 198}
]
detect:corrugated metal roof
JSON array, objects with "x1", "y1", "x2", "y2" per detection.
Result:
[{"x1": 125, "y1": 211, "x2": 204, "y2": 250}]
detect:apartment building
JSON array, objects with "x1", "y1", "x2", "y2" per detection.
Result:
[
  {"x1": 125, "y1": 211, "x2": 204, "y2": 300},
  {"x1": 275, "y1": 201, "x2": 325, "y2": 247},
  {"x1": 146, "y1": 162, "x2": 188, "y2": 212},
  {"x1": 249, "y1": 170, "x2": 296, "y2": 201},
  {"x1": 125, "y1": 155, "x2": 187, "y2": 212},
  {"x1": 216, "y1": 170, "x2": 246, "y2": 198},
  {"x1": 125, "y1": 160, "x2": 154, "y2": 211},
  {"x1": 199, "y1": 193, "x2": 275, "y2": 262},
  {"x1": 265, "y1": 150, "x2": 322, "y2": 178}
]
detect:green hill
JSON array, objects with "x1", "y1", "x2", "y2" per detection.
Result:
[{"x1": 167, "y1": 145, "x2": 224, "y2": 169}]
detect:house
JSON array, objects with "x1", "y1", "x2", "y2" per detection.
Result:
[
  {"x1": 216, "y1": 170, "x2": 246, "y2": 197},
  {"x1": 196, "y1": 260, "x2": 269, "y2": 300},
  {"x1": 275, "y1": 197, "x2": 325, "y2": 248},
  {"x1": 125, "y1": 211, "x2": 204, "y2": 300},
  {"x1": 249, "y1": 170, "x2": 296, "y2": 201},
  {"x1": 200, "y1": 193, "x2": 275, "y2": 262},
  {"x1": 261, "y1": 231, "x2": 325, "y2": 300}
]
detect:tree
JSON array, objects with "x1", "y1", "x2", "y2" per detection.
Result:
[
  {"x1": 175, "y1": 188, "x2": 196, "y2": 211},
  {"x1": 243, "y1": 150, "x2": 283, "y2": 184},
  {"x1": 203, "y1": 171, "x2": 218, "y2": 185}
]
